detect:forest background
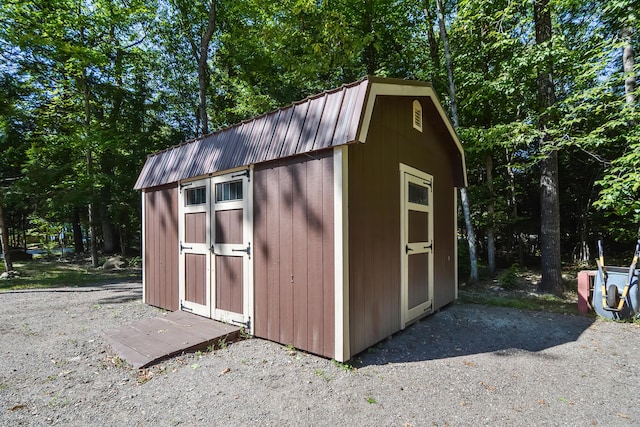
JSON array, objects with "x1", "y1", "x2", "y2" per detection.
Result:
[{"x1": 0, "y1": 0, "x2": 638, "y2": 295}]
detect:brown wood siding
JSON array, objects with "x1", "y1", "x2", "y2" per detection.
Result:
[
  {"x1": 348, "y1": 96, "x2": 459, "y2": 356},
  {"x1": 185, "y1": 253, "x2": 206, "y2": 305},
  {"x1": 143, "y1": 185, "x2": 179, "y2": 311},
  {"x1": 215, "y1": 209, "x2": 243, "y2": 244},
  {"x1": 216, "y1": 256, "x2": 243, "y2": 313},
  {"x1": 185, "y1": 212, "x2": 206, "y2": 243},
  {"x1": 253, "y1": 150, "x2": 335, "y2": 358}
]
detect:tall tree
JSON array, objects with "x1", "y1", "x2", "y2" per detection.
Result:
[
  {"x1": 535, "y1": 0, "x2": 563, "y2": 294},
  {"x1": 171, "y1": 0, "x2": 217, "y2": 136},
  {"x1": 436, "y1": 0, "x2": 479, "y2": 283},
  {"x1": 0, "y1": 198, "x2": 12, "y2": 272}
]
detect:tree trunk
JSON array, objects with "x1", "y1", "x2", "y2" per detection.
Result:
[
  {"x1": 198, "y1": 0, "x2": 216, "y2": 135},
  {"x1": 423, "y1": 2, "x2": 440, "y2": 73},
  {"x1": 119, "y1": 226, "x2": 126, "y2": 258},
  {"x1": 102, "y1": 217, "x2": 118, "y2": 254},
  {"x1": 86, "y1": 156, "x2": 98, "y2": 268},
  {"x1": 622, "y1": 26, "x2": 636, "y2": 107},
  {"x1": 506, "y1": 157, "x2": 525, "y2": 266},
  {"x1": 82, "y1": 65, "x2": 98, "y2": 268},
  {"x1": 72, "y1": 207, "x2": 84, "y2": 254},
  {"x1": 436, "y1": 0, "x2": 478, "y2": 282},
  {"x1": 22, "y1": 213, "x2": 26, "y2": 252},
  {"x1": 0, "y1": 201, "x2": 13, "y2": 272},
  {"x1": 535, "y1": 0, "x2": 563, "y2": 295},
  {"x1": 174, "y1": 0, "x2": 216, "y2": 136},
  {"x1": 486, "y1": 155, "x2": 496, "y2": 276},
  {"x1": 436, "y1": 0, "x2": 458, "y2": 126}
]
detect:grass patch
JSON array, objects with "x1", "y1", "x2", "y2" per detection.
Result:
[
  {"x1": 0, "y1": 259, "x2": 141, "y2": 291},
  {"x1": 315, "y1": 369, "x2": 331, "y2": 382},
  {"x1": 458, "y1": 290, "x2": 580, "y2": 315}
]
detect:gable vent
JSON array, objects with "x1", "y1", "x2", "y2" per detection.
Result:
[{"x1": 412, "y1": 100, "x2": 423, "y2": 132}]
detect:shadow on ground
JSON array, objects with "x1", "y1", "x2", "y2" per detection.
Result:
[
  {"x1": 93, "y1": 283, "x2": 142, "y2": 305},
  {"x1": 0, "y1": 282, "x2": 142, "y2": 305},
  {"x1": 354, "y1": 303, "x2": 595, "y2": 366}
]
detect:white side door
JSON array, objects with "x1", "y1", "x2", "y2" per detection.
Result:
[
  {"x1": 211, "y1": 170, "x2": 253, "y2": 330},
  {"x1": 400, "y1": 164, "x2": 434, "y2": 328},
  {"x1": 178, "y1": 178, "x2": 212, "y2": 317}
]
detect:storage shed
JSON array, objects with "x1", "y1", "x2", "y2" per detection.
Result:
[{"x1": 135, "y1": 76, "x2": 467, "y2": 361}]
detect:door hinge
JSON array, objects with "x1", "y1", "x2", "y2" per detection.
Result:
[
  {"x1": 230, "y1": 316, "x2": 251, "y2": 330},
  {"x1": 179, "y1": 182, "x2": 193, "y2": 192},
  {"x1": 180, "y1": 241, "x2": 193, "y2": 254},
  {"x1": 232, "y1": 242, "x2": 251, "y2": 259},
  {"x1": 231, "y1": 169, "x2": 250, "y2": 182}
]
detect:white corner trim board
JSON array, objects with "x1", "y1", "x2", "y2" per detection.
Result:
[{"x1": 333, "y1": 146, "x2": 350, "y2": 362}]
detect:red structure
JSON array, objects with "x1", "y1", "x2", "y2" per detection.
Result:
[{"x1": 577, "y1": 270, "x2": 596, "y2": 314}]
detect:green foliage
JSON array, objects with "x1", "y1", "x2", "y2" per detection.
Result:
[
  {"x1": 458, "y1": 290, "x2": 579, "y2": 314},
  {"x1": 26, "y1": 216, "x2": 63, "y2": 256},
  {"x1": 332, "y1": 359, "x2": 355, "y2": 371},
  {"x1": 497, "y1": 265, "x2": 519, "y2": 290},
  {"x1": 0, "y1": 259, "x2": 141, "y2": 291},
  {"x1": 0, "y1": 0, "x2": 639, "y2": 270}
]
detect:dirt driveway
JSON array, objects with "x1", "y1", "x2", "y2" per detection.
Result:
[{"x1": 1, "y1": 282, "x2": 639, "y2": 426}]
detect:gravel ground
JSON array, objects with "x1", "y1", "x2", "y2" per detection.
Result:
[{"x1": 1, "y1": 281, "x2": 639, "y2": 426}]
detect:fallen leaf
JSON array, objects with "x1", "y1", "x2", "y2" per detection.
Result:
[
  {"x1": 219, "y1": 367, "x2": 231, "y2": 376},
  {"x1": 9, "y1": 404, "x2": 26, "y2": 411},
  {"x1": 464, "y1": 361, "x2": 476, "y2": 367},
  {"x1": 616, "y1": 413, "x2": 630, "y2": 419}
]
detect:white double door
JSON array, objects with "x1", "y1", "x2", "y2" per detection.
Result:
[{"x1": 178, "y1": 170, "x2": 252, "y2": 329}]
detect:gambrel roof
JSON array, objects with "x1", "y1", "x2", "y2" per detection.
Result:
[{"x1": 134, "y1": 76, "x2": 466, "y2": 190}]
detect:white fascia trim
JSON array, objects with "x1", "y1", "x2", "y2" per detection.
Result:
[
  {"x1": 141, "y1": 190, "x2": 146, "y2": 304},
  {"x1": 334, "y1": 146, "x2": 350, "y2": 362},
  {"x1": 357, "y1": 82, "x2": 467, "y2": 187}
]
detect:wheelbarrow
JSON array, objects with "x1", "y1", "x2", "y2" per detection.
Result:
[{"x1": 592, "y1": 240, "x2": 640, "y2": 320}]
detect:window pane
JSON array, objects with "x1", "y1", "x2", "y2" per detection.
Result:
[
  {"x1": 185, "y1": 187, "x2": 206, "y2": 206},
  {"x1": 216, "y1": 180, "x2": 243, "y2": 202},
  {"x1": 408, "y1": 182, "x2": 429, "y2": 205}
]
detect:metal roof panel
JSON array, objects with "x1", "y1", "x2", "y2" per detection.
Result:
[
  {"x1": 280, "y1": 101, "x2": 309, "y2": 158},
  {"x1": 314, "y1": 89, "x2": 345, "y2": 150},
  {"x1": 297, "y1": 94, "x2": 326, "y2": 154}
]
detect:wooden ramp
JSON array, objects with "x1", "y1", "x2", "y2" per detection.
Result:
[{"x1": 104, "y1": 311, "x2": 240, "y2": 369}]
